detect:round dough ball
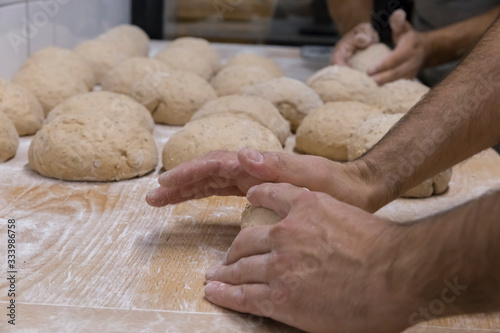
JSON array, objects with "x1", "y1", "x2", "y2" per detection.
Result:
[
  {"x1": 29, "y1": 114, "x2": 158, "y2": 181},
  {"x1": 99, "y1": 24, "x2": 150, "y2": 57},
  {"x1": 244, "y1": 77, "x2": 323, "y2": 132},
  {"x1": 374, "y1": 79, "x2": 429, "y2": 114},
  {"x1": 241, "y1": 204, "x2": 281, "y2": 229},
  {"x1": 101, "y1": 57, "x2": 172, "y2": 106},
  {"x1": 348, "y1": 114, "x2": 452, "y2": 198},
  {"x1": 307, "y1": 65, "x2": 379, "y2": 104},
  {"x1": 162, "y1": 115, "x2": 283, "y2": 170},
  {"x1": 223, "y1": 53, "x2": 284, "y2": 78},
  {"x1": 191, "y1": 95, "x2": 290, "y2": 145},
  {"x1": 145, "y1": 70, "x2": 217, "y2": 126},
  {"x1": 210, "y1": 65, "x2": 276, "y2": 97},
  {"x1": 24, "y1": 47, "x2": 96, "y2": 89},
  {"x1": 348, "y1": 43, "x2": 392, "y2": 73},
  {"x1": 0, "y1": 79, "x2": 44, "y2": 136},
  {"x1": 46, "y1": 91, "x2": 155, "y2": 133},
  {"x1": 0, "y1": 111, "x2": 19, "y2": 162},
  {"x1": 168, "y1": 37, "x2": 221, "y2": 72},
  {"x1": 12, "y1": 63, "x2": 89, "y2": 116},
  {"x1": 154, "y1": 46, "x2": 213, "y2": 80},
  {"x1": 74, "y1": 39, "x2": 130, "y2": 84},
  {"x1": 296, "y1": 101, "x2": 381, "y2": 161}
]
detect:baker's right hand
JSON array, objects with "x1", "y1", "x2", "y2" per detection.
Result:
[
  {"x1": 146, "y1": 147, "x2": 390, "y2": 212},
  {"x1": 330, "y1": 22, "x2": 379, "y2": 66}
]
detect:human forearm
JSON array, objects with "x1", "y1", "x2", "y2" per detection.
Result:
[
  {"x1": 389, "y1": 189, "x2": 500, "y2": 323},
  {"x1": 327, "y1": 0, "x2": 373, "y2": 35},
  {"x1": 354, "y1": 16, "x2": 500, "y2": 210},
  {"x1": 422, "y1": 7, "x2": 500, "y2": 67}
]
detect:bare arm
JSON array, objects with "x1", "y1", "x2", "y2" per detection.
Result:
[
  {"x1": 358, "y1": 15, "x2": 500, "y2": 210},
  {"x1": 326, "y1": 0, "x2": 373, "y2": 35}
]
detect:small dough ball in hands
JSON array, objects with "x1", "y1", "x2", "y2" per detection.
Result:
[
  {"x1": 223, "y1": 53, "x2": 284, "y2": 78},
  {"x1": 210, "y1": 65, "x2": 276, "y2": 96},
  {"x1": 296, "y1": 101, "x2": 381, "y2": 161},
  {"x1": 12, "y1": 63, "x2": 88, "y2": 116},
  {"x1": 24, "y1": 47, "x2": 96, "y2": 89},
  {"x1": 0, "y1": 111, "x2": 19, "y2": 162},
  {"x1": 29, "y1": 114, "x2": 158, "y2": 181},
  {"x1": 154, "y1": 46, "x2": 214, "y2": 80},
  {"x1": 190, "y1": 95, "x2": 290, "y2": 145},
  {"x1": 241, "y1": 204, "x2": 281, "y2": 229},
  {"x1": 348, "y1": 43, "x2": 392, "y2": 73},
  {"x1": 162, "y1": 115, "x2": 283, "y2": 170},
  {"x1": 244, "y1": 77, "x2": 323, "y2": 132},
  {"x1": 101, "y1": 57, "x2": 172, "y2": 106},
  {"x1": 168, "y1": 37, "x2": 221, "y2": 72},
  {"x1": 374, "y1": 79, "x2": 429, "y2": 114},
  {"x1": 46, "y1": 91, "x2": 155, "y2": 133},
  {"x1": 347, "y1": 114, "x2": 452, "y2": 198},
  {"x1": 307, "y1": 65, "x2": 379, "y2": 104},
  {"x1": 0, "y1": 79, "x2": 44, "y2": 136},
  {"x1": 98, "y1": 24, "x2": 150, "y2": 57},
  {"x1": 139, "y1": 71, "x2": 216, "y2": 126}
]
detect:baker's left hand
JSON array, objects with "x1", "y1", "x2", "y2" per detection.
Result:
[
  {"x1": 203, "y1": 183, "x2": 416, "y2": 333},
  {"x1": 369, "y1": 9, "x2": 427, "y2": 85}
]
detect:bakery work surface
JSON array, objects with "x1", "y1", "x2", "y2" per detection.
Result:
[{"x1": 1, "y1": 42, "x2": 500, "y2": 332}]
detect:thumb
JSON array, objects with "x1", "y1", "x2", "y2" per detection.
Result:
[{"x1": 390, "y1": 9, "x2": 412, "y2": 43}]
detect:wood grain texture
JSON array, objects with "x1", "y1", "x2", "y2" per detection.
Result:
[{"x1": 0, "y1": 43, "x2": 499, "y2": 332}]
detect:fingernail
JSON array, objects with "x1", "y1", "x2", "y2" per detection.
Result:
[
  {"x1": 204, "y1": 281, "x2": 221, "y2": 298},
  {"x1": 243, "y1": 147, "x2": 264, "y2": 164},
  {"x1": 205, "y1": 266, "x2": 219, "y2": 282},
  {"x1": 246, "y1": 186, "x2": 257, "y2": 199}
]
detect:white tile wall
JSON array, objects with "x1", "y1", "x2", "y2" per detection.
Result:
[{"x1": 0, "y1": 0, "x2": 131, "y2": 80}]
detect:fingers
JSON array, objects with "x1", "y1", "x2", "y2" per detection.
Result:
[
  {"x1": 224, "y1": 225, "x2": 272, "y2": 265},
  {"x1": 368, "y1": 46, "x2": 407, "y2": 77},
  {"x1": 246, "y1": 182, "x2": 309, "y2": 218},
  {"x1": 331, "y1": 40, "x2": 354, "y2": 66},
  {"x1": 204, "y1": 281, "x2": 274, "y2": 317},
  {"x1": 353, "y1": 22, "x2": 379, "y2": 48},
  {"x1": 389, "y1": 9, "x2": 412, "y2": 43},
  {"x1": 371, "y1": 56, "x2": 417, "y2": 85},
  {"x1": 146, "y1": 185, "x2": 244, "y2": 207},
  {"x1": 238, "y1": 147, "x2": 331, "y2": 193},
  {"x1": 206, "y1": 254, "x2": 270, "y2": 285}
]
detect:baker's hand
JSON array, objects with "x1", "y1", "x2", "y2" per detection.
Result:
[
  {"x1": 369, "y1": 9, "x2": 427, "y2": 85},
  {"x1": 331, "y1": 22, "x2": 379, "y2": 66},
  {"x1": 203, "y1": 183, "x2": 416, "y2": 333},
  {"x1": 146, "y1": 147, "x2": 387, "y2": 212}
]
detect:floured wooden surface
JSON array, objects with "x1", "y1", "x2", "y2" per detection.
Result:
[{"x1": 0, "y1": 42, "x2": 499, "y2": 332}]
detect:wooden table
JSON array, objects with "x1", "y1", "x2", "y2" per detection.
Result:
[{"x1": 1, "y1": 43, "x2": 500, "y2": 332}]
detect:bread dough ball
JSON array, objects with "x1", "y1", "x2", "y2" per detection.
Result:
[
  {"x1": 0, "y1": 111, "x2": 19, "y2": 162},
  {"x1": 99, "y1": 24, "x2": 150, "y2": 57},
  {"x1": 211, "y1": 65, "x2": 276, "y2": 96},
  {"x1": 29, "y1": 114, "x2": 158, "y2": 181},
  {"x1": 191, "y1": 95, "x2": 290, "y2": 145},
  {"x1": 223, "y1": 53, "x2": 284, "y2": 78},
  {"x1": 155, "y1": 47, "x2": 213, "y2": 80},
  {"x1": 348, "y1": 43, "x2": 392, "y2": 73},
  {"x1": 241, "y1": 204, "x2": 281, "y2": 229},
  {"x1": 348, "y1": 114, "x2": 452, "y2": 198},
  {"x1": 296, "y1": 102, "x2": 381, "y2": 161},
  {"x1": 46, "y1": 91, "x2": 155, "y2": 133},
  {"x1": 162, "y1": 115, "x2": 283, "y2": 170},
  {"x1": 168, "y1": 37, "x2": 221, "y2": 72},
  {"x1": 142, "y1": 70, "x2": 216, "y2": 125},
  {"x1": 307, "y1": 65, "x2": 379, "y2": 104},
  {"x1": 374, "y1": 79, "x2": 429, "y2": 114},
  {"x1": 25, "y1": 47, "x2": 96, "y2": 89},
  {"x1": 12, "y1": 63, "x2": 89, "y2": 116},
  {"x1": 101, "y1": 57, "x2": 171, "y2": 106},
  {"x1": 244, "y1": 77, "x2": 323, "y2": 132},
  {"x1": 0, "y1": 79, "x2": 44, "y2": 136},
  {"x1": 74, "y1": 39, "x2": 130, "y2": 84}
]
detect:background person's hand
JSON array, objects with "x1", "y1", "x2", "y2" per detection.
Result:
[
  {"x1": 330, "y1": 22, "x2": 380, "y2": 66},
  {"x1": 146, "y1": 147, "x2": 389, "y2": 212},
  {"x1": 203, "y1": 183, "x2": 416, "y2": 333},
  {"x1": 369, "y1": 9, "x2": 427, "y2": 85}
]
